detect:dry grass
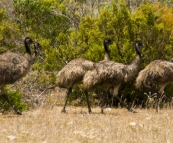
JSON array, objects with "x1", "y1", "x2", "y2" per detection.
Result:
[{"x1": 0, "y1": 106, "x2": 173, "y2": 143}]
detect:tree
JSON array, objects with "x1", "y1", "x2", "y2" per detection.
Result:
[{"x1": 2, "y1": 0, "x2": 173, "y2": 109}]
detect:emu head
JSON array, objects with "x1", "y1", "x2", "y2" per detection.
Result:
[
  {"x1": 104, "y1": 38, "x2": 113, "y2": 45},
  {"x1": 104, "y1": 38, "x2": 113, "y2": 54},
  {"x1": 34, "y1": 42, "x2": 41, "y2": 56},
  {"x1": 24, "y1": 37, "x2": 34, "y2": 44},
  {"x1": 24, "y1": 37, "x2": 34, "y2": 55},
  {"x1": 135, "y1": 41, "x2": 143, "y2": 58}
]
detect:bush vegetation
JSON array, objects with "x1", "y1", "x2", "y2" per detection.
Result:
[{"x1": 1, "y1": 0, "x2": 173, "y2": 111}]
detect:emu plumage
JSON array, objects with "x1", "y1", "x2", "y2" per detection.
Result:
[
  {"x1": 0, "y1": 37, "x2": 40, "y2": 114},
  {"x1": 135, "y1": 60, "x2": 173, "y2": 112},
  {"x1": 83, "y1": 42, "x2": 143, "y2": 113},
  {"x1": 56, "y1": 38, "x2": 113, "y2": 113}
]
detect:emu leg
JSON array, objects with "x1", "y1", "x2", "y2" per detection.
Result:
[
  {"x1": 2, "y1": 93, "x2": 22, "y2": 115},
  {"x1": 155, "y1": 92, "x2": 160, "y2": 112},
  {"x1": 100, "y1": 90, "x2": 107, "y2": 114},
  {"x1": 1, "y1": 86, "x2": 21, "y2": 115},
  {"x1": 155, "y1": 85, "x2": 166, "y2": 112},
  {"x1": 61, "y1": 87, "x2": 72, "y2": 113},
  {"x1": 84, "y1": 91, "x2": 92, "y2": 114},
  {"x1": 113, "y1": 86, "x2": 137, "y2": 113},
  {"x1": 155, "y1": 86, "x2": 160, "y2": 112}
]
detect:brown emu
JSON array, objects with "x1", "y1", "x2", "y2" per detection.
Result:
[
  {"x1": 83, "y1": 42, "x2": 143, "y2": 113},
  {"x1": 56, "y1": 38, "x2": 113, "y2": 113},
  {"x1": 135, "y1": 60, "x2": 173, "y2": 112},
  {"x1": 0, "y1": 37, "x2": 40, "y2": 115}
]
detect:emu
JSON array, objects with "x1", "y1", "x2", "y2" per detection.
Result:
[
  {"x1": 135, "y1": 60, "x2": 173, "y2": 112},
  {"x1": 83, "y1": 42, "x2": 143, "y2": 113},
  {"x1": 56, "y1": 38, "x2": 113, "y2": 113},
  {"x1": 0, "y1": 37, "x2": 40, "y2": 115}
]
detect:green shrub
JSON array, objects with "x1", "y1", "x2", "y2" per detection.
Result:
[{"x1": 0, "y1": 89, "x2": 28, "y2": 113}]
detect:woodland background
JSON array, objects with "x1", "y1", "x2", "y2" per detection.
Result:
[{"x1": 1, "y1": 0, "x2": 173, "y2": 112}]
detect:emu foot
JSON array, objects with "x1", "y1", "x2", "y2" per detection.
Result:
[
  {"x1": 88, "y1": 109, "x2": 92, "y2": 114},
  {"x1": 61, "y1": 109, "x2": 66, "y2": 113},
  {"x1": 100, "y1": 109, "x2": 105, "y2": 114},
  {"x1": 128, "y1": 108, "x2": 137, "y2": 113},
  {"x1": 100, "y1": 112, "x2": 105, "y2": 114},
  {"x1": 14, "y1": 107, "x2": 22, "y2": 115},
  {"x1": 16, "y1": 111, "x2": 22, "y2": 115}
]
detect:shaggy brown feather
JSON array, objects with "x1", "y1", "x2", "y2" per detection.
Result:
[
  {"x1": 56, "y1": 38, "x2": 113, "y2": 113},
  {"x1": 135, "y1": 60, "x2": 173, "y2": 89},
  {"x1": 56, "y1": 58, "x2": 94, "y2": 88},
  {"x1": 83, "y1": 61, "x2": 125, "y2": 90},
  {"x1": 83, "y1": 42, "x2": 143, "y2": 113},
  {"x1": 0, "y1": 53, "x2": 32, "y2": 84},
  {"x1": 0, "y1": 38, "x2": 40, "y2": 115},
  {"x1": 135, "y1": 59, "x2": 173, "y2": 112},
  {"x1": 84, "y1": 55, "x2": 141, "y2": 90},
  {"x1": 56, "y1": 38, "x2": 113, "y2": 88}
]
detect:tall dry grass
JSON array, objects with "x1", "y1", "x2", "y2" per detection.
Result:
[{"x1": 0, "y1": 106, "x2": 173, "y2": 143}]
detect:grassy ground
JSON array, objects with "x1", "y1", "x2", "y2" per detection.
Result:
[{"x1": 0, "y1": 106, "x2": 173, "y2": 143}]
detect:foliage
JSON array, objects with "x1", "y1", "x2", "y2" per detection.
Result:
[
  {"x1": 0, "y1": 89, "x2": 28, "y2": 113},
  {"x1": 13, "y1": 0, "x2": 72, "y2": 72},
  {"x1": 0, "y1": 9, "x2": 21, "y2": 53},
  {"x1": 1, "y1": 0, "x2": 173, "y2": 110}
]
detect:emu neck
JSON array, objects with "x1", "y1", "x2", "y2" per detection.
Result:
[
  {"x1": 24, "y1": 52, "x2": 37, "y2": 64},
  {"x1": 32, "y1": 52, "x2": 38, "y2": 61},
  {"x1": 24, "y1": 42, "x2": 31, "y2": 55},
  {"x1": 124, "y1": 55, "x2": 141, "y2": 82},
  {"x1": 103, "y1": 43, "x2": 110, "y2": 61}
]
